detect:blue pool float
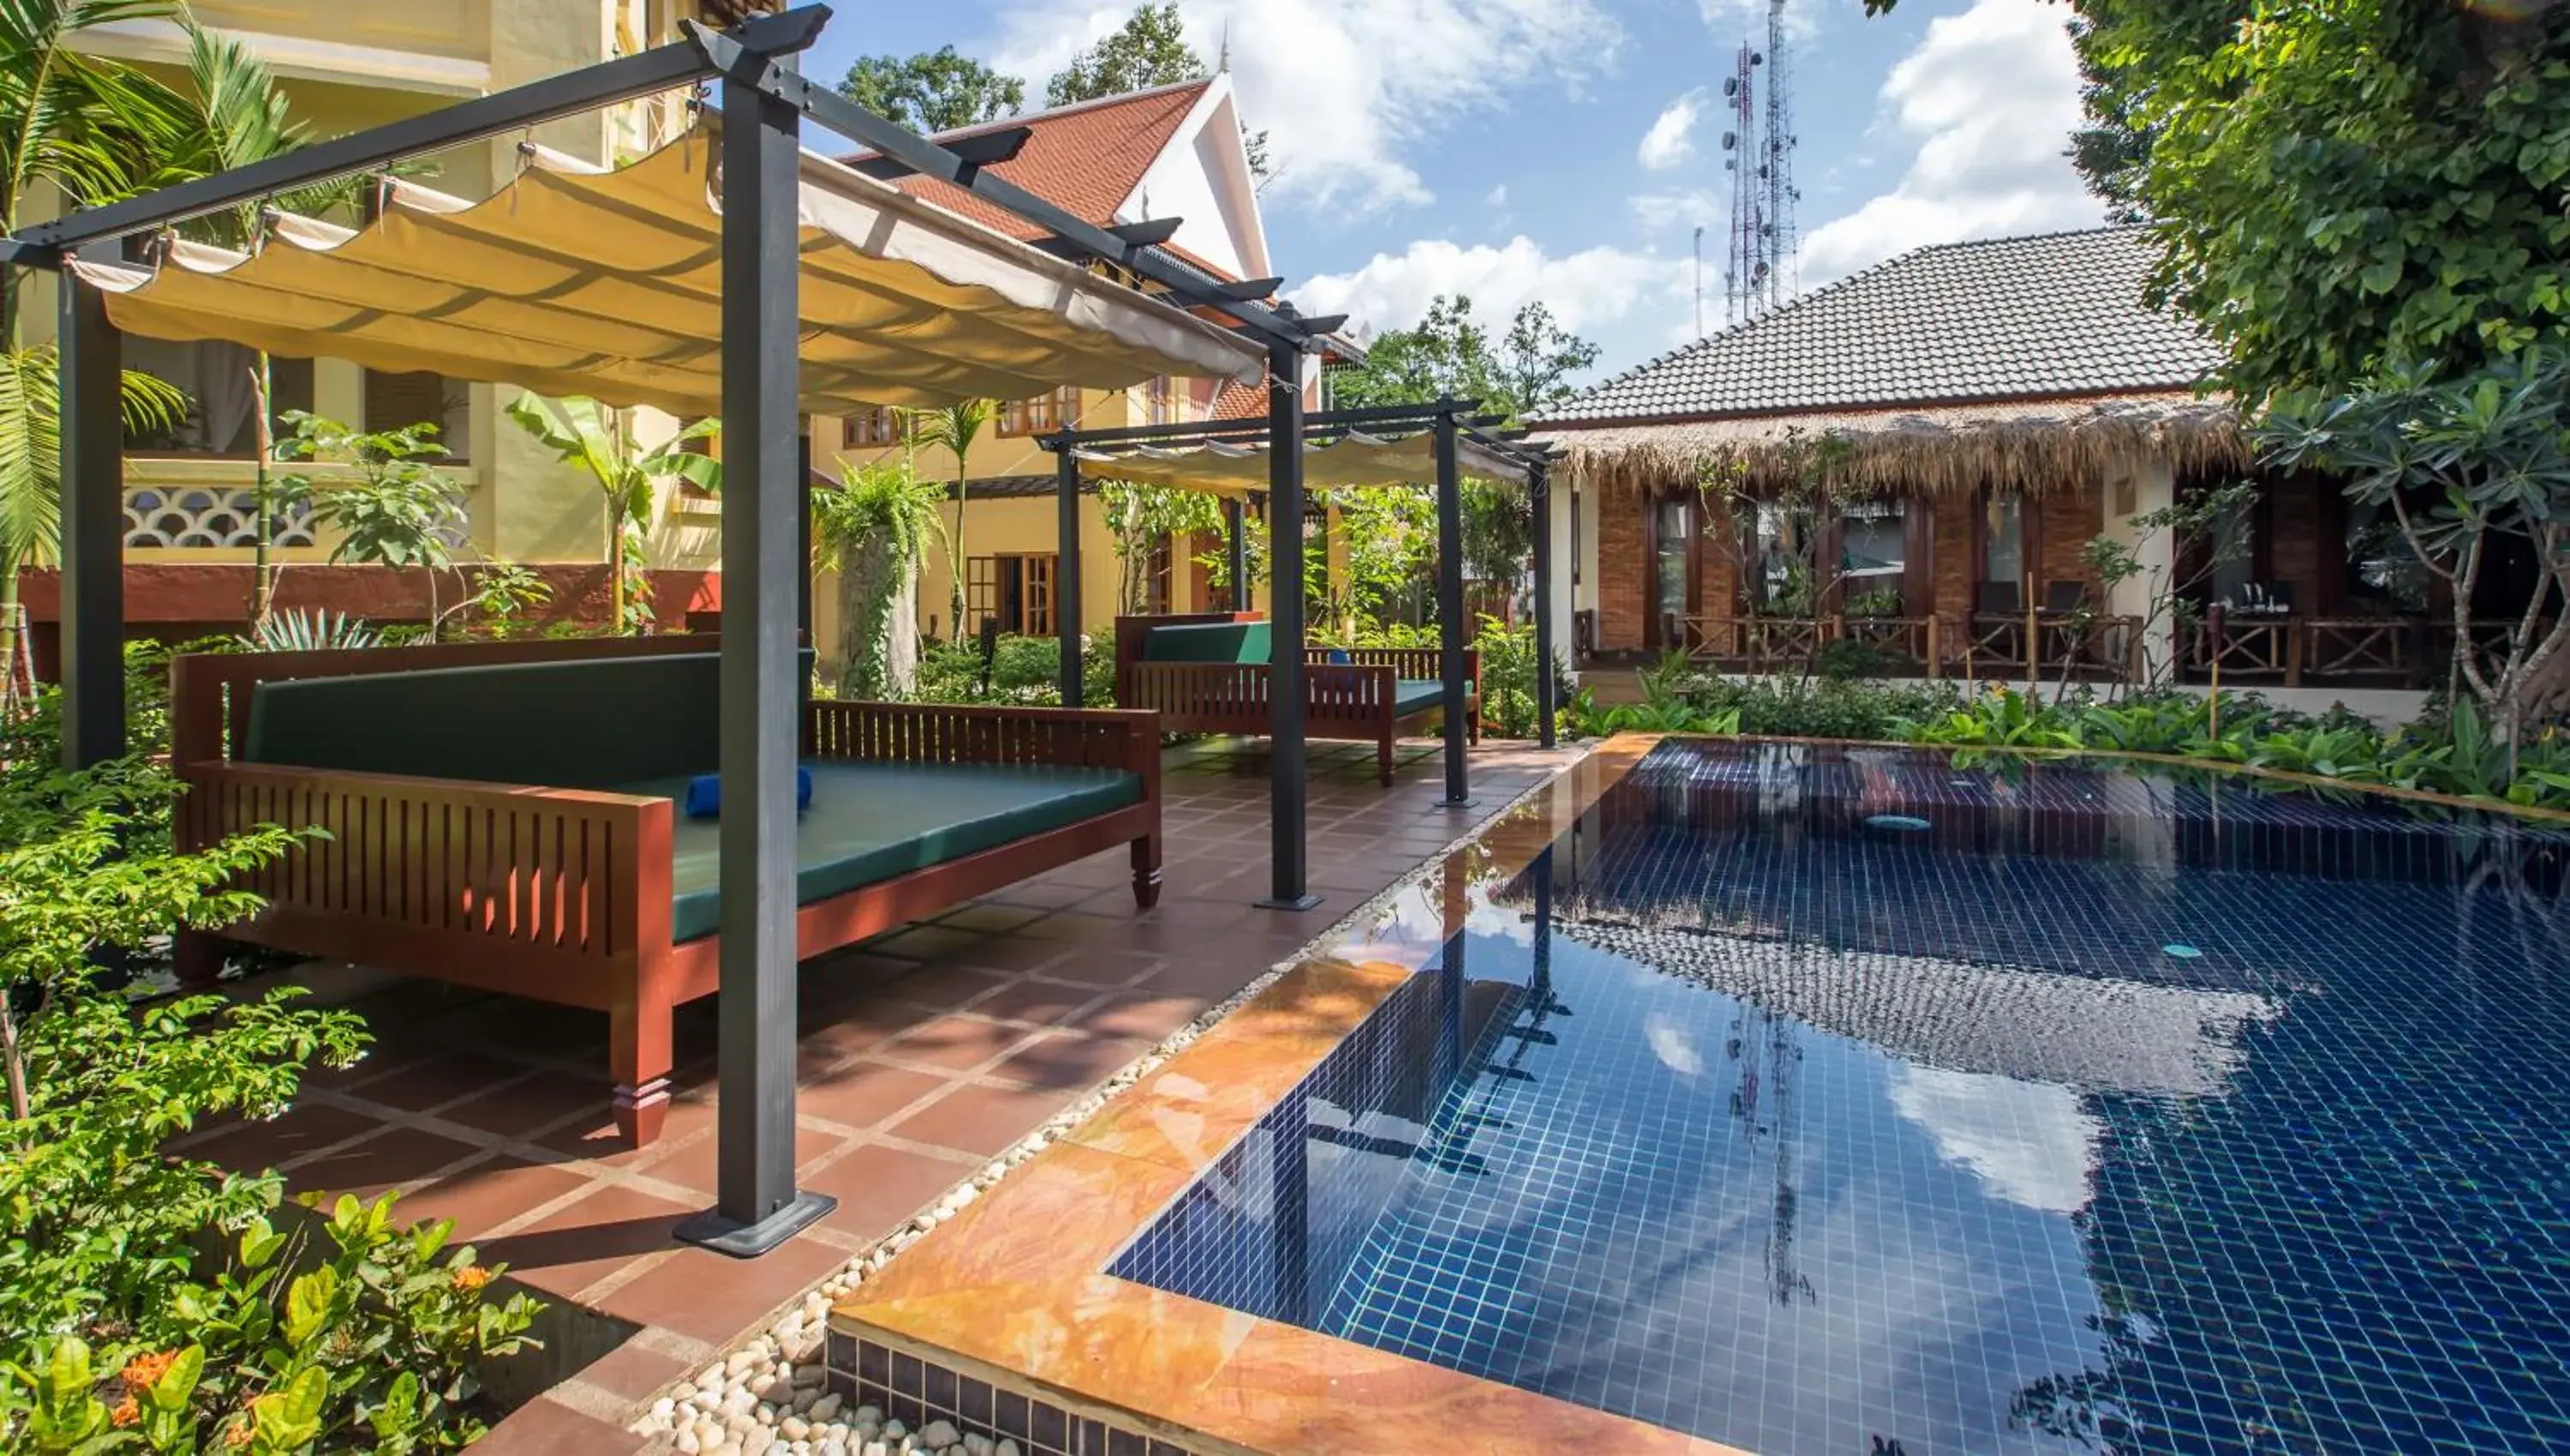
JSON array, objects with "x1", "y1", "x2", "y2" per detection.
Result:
[{"x1": 684, "y1": 767, "x2": 813, "y2": 820}]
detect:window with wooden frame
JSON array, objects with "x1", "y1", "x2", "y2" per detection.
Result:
[
  {"x1": 1139, "y1": 376, "x2": 1182, "y2": 427},
  {"x1": 364, "y1": 369, "x2": 470, "y2": 461},
  {"x1": 964, "y1": 553, "x2": 1058, "y2": 636},
  {"x1": 996, "y1": 387, "x2": 1078, "y2": 438},
  {"x1": 1145, "y1": 534, "x2": 1174, "y2": 615},
  {"x1": 849, "y1": 405, "x2": 905, "y2": 446}
]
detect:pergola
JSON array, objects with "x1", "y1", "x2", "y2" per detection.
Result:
[
  {"x1": 1037, "y1": 401, "x2": 1562, "y2": 907},
  {"x1": 0, "y1": 5, "x2": 1342, "y2": 1256}
]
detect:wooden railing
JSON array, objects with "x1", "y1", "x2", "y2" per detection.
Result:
[
  {"x1": 805, "y1": 700, "x2": 1159, "y2": 778},
  {"x1": 2184, "y1": 616, "x2": 2488, "y2": 685}
]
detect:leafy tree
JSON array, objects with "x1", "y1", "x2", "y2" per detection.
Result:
[
  {"x1": 505, "y1": 397, "x2": 720, "y2": 634},
  {"x1": 838, "y1": 45, "x2": 1025, "y2": 134},
  {"x1": 1046, "y1": 3, "x2": 1270, "y2": 179},
  {"x1": 910, "y1": 400, "x2": 993, "y2": 641},
  {"x1": 1868, "y1": 0, "x2": 2570, "y2": 403},
  {"x1": 2257, "y1": 347, "x2": 2570, "y2": 749},
  {"x1": 272, "y1": 414, "x2": 472, "y2": 637},
  {"x1": 1330, "y1": 295, "x2": 1599, "y2": 423}
]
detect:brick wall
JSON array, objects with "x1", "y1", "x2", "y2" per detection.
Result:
[
  {"x1": 2039, "y1": 488, "x2": 2106, "y2": 600},
  {"x1": 1596, "y1": 473, "x2": 1647, "y2": 651},
  {"x1": 1931, "y1": 495, "x2": 1977, "y2": 622},
  {"x1": 2267, "y1": 474, "x2": 2328, "y2": 613}
]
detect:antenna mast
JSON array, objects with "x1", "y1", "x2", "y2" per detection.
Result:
[
  {"x1": 1719, "y1": 3, "x2": 1800, "y2": 323},
  {"x1": 1693, "y1": 226, "x2": 1705, "y2": 338},
  {"x1": 1763, "y1": 0, "x2": 1799, "y2": 308}
]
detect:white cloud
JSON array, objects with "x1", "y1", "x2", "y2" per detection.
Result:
[
  {"x1": 1296, "y1": 235, "x2": 1688, "y2": 349},
  {"x1": 1629, "y1": 187, "x2": 1726, "y2": 235},
  {"x1": 1484, "y1": 182, "x2": 1509, "y2": 209},
  {"x1": 1890, "y1": 1065, "x2": 2101, "y2": 1214},
  {"x1": 1797, "y1": 0, "x2": 2102, "y2": 284},
  {"x1": 988, "y1": 0, "x2": 1621, "y2": 214},
  {"x1": 1637, "y1": 89, "x2": 1706, "y2": 171},
  {"x1": 1696, "y1": 0, "x2": 1838, "y2": 45}
]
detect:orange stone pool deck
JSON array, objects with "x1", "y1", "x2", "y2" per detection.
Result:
[
  {"x1": 179, "y1": 738, "x2": 1581, "y2": 1454},
  {"x1": 822, "y1": 736, "x2": 1746, "y2": 1456}
]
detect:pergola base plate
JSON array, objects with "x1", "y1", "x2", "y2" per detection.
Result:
[
  {"x1": 1438, "y1": 797, "x2": 1479, "y2": 810},
  {"x1": 1256, "y1": 893, "x2": 1324, "y2": 912},
  {"x1": 675, "y1": 1190, "x2": 837, "y2": 1259}
]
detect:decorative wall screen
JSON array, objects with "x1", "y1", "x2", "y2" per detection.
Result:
[{"x1": 124, "y1": 488, "x2": 318, "y2": 549}]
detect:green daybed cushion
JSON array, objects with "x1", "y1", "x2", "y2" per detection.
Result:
[
  {"x1": 242, "y1": 651, "x2": 804, "y2": 791},
  {"x1": 623, "y1": 760, "x2": 1144, "y2": 943},
  {"x1": 1142, "y1": 620, "x2": 1271, "y2": 665},
  {"x1": 1392, "y1": 680, "x2": 1478, "y2": 718}
]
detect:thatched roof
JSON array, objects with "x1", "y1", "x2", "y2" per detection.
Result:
[{"x1": 1538, "y1": 390, "x2": 2250, "y2": 498}]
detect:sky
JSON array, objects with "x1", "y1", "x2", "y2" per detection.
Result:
[{"x1": 795, "y1": 0, "x2": 2107, "y2": 390}]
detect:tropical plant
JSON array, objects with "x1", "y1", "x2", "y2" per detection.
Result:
[
  {"x1": 2261, "y1": 349, "x2": 2570, "y2": 755},
  {"x1": 1098, "y1": 480, "x2": 1224, "y2": 615},
  {"x1": 236, "y1": 607, "x2": 381, "y2": 654},
  {"x1": 505, "y1": 397, "x2": 720, "y2": 634},
  {"x1": 272, "y1": 414, "x2": 470, "y2": 636},
  {"x1": 838, "y1": 45, "x2": 1024, "y2": 133},
  {"x1": 909, "y1": 400, "x2": 991, "y2": 641},
  {"x1": 2078, "y1": 478, "x2": 2259, "y2": 694},
  {"x1": 463, "y1": 564, "x2": 552, "y2": 640},
  {"x1": 813, "y1": 456, "x2": 944, "y2": 699},
  {"x1": 1327, "y1": 485, "x2": 1437, "y2": 636}
]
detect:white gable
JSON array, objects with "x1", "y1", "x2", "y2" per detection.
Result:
[{"x1": 1115, "y1": 73, "x2": 1270, "y2": 282}]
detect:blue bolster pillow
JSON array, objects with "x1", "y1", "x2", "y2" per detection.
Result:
[{"x1": 684, "y1": 767, "x2": 812, "y2": 820}]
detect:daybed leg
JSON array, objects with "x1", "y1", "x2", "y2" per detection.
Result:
[
  {"x1": 1131, "y1": 835, "x2": 1163, "y2": 910},
  {"x1": 1378, "y1": 730, "x2": 1396, "y2": 788},
  {"x1": 610, "y1": 976, "x2": 675, "y2": 1148},
  {"x1": 174, "y1": 930, "x2": 227, "y2": 987}
]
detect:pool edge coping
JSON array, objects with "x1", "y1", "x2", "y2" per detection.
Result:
[{"x1": 825, "y1": 733, "x2": 1760, "y2": 1456}]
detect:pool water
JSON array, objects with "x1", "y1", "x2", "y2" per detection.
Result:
[{"x1": 1109, "y1": 742, "x2": 2570, "y2": 1454}]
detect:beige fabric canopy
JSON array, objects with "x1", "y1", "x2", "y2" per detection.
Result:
[
  {"x1": 1072, "y1": 428, "x2": 1530, "y2": 497},
  {"x1": 64, "y1": 123, "x2": 1264, "y2": 416}
]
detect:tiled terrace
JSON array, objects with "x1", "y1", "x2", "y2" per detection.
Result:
[{"x1": 176, "y1": 738, "x2": 1577, "y2": 1453}]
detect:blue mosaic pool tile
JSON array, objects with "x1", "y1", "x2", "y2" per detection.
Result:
[{"x1": 1109, "y1": 742, "x2": 2570, "y2": 1454}]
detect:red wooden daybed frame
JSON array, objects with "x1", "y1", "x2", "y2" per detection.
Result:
[
  {"x1": 1112, "y1": 612, "x2": 1478, "y2": 786},
  {"x1": 171, "y1": 636, "x2": 1162, "y2": 1145}
]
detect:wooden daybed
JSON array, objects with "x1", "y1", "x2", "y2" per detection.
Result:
[
  {"x1": 171, "y1": 636, "x2": 1162, "y2": 1145},
  {"x1": 1112, "y1": 613, "x2": 1476, "y2": 787}
]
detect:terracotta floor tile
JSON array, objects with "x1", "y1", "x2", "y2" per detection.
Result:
[
  {"x1": 796, "y1": 1061, "x2": 956, "y2": 1130},
  {"x1": 1136, "y1": 955, "x2": 1279, "y2": 1003},
  {"x1": 973, "y1": 878, "x2": 1095, "y2": 911},
  {"x1": 866, "y1": 923, "x2": 990, "y2": 963},
  {"x1": 394, "y1": 1155, "x2": 593, "y2": 1238},
  {"x1": 1075, "y1": 988, "x2": 1212, "y2": 1043},
  {"x1": 968, "y1": 976, "x2": 1109, "y2": 1028},
  {"x1": 1033, "y1": 947, "x2": 1163, "y2": 988},
  {"x1": 637, "y1": 1121, "x2": 851, "y2": 1196},
  {"x1": 565, "y1": 1338, "x2": 692, "y2": 1404},
  {"x1": 472, "y1": 1393, "x2": 644, "y2": 1456},
  {"x1": 986, "y1": 1031, "x2": 1156, "y2": 1093},
  {"x1": 874, "y1": 1014, "x2": 1039, "y2": 1073},
  {"x1": 595, "y1": 1234, "x2": 854, "y2": 1347},
  {"x1": 935, "y1": 902, "x2": 1049, "y2": 934},
  {"x1": 475, "y1": 1182, "x2": 699, "y2": 1298},
  {"x1": 344, "y1": 1052, "x2": 538, "y2": 1115},
  {"x1": 289, "y1": 1127, "x2": 485, "y2": 1201},
  {"x1": 948, "y1": 935, "x2": 1077, "y2": 974},
  {"x1": 189, "y1": 1100, "x2": 385, "y2": 1174},
  {"x1": 805, "y1": 1143, "x2": 980, "y2": 1241},
  {"x1": 439, "y1": 1070, "x2": 611, "y2": 1140},
  {"x1": 536, "y1": 1094, "x2": 717, "y2": 1167},
  {"x1": 885, "y1": 1081, "x2": 1082, "y2": 1158},
  {"x1": 882, "y1": 965, "x2": 1012, "y2": 1013},
  {"x1": 795, "y1": 996, "x2": 941, "y2": 1062}
]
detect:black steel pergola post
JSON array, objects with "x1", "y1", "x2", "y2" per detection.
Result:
[
  {"x1": 1432, "y1": 402, "x2": 1471, "y2": 807},
  {"x1": 1258, "y1": 341, "x2": 1318, "y2": 910},
  {"x1": 678, "y1": 57, "x2": 834, "y2": 1257},
  {"x1": 1053, "y1": 437, "x2": 1084, "y2": 706},
  {"x1": 57, "y1": 271, "x2": 123, "y2": 770},
  {"x1": 1225, "y1": 496, "x2": 1249, "y2": 612},
  {"x1": 1531, "y1": 461, "x2": 1558, "y2": 749}
]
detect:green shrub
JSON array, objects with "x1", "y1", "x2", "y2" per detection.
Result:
[{"x1": 914, "y1": 635, "x2": 1116, "y2": 708}]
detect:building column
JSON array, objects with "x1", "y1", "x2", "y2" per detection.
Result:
[
  {"x1": 2104, "y1": 455, "x2": 2177, "y2": 681},
  {"x1": 1532, "y1": 463, "x2": 1559, "y2": 749},
  {"x1": 58, "y1": 268, "x2": 123, "y2": 770},
  {"x1": 1260, "y1": 342, "x2": 1317, "y2": 910},
  {"x1": 1432, "y1": 403, "x2": 1470, "y2": 806},
  {"x1": 1055, "y1": 441, "x2": 1084, "y2": 706}
]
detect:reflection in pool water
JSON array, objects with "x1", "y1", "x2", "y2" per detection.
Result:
[{"x1": 1109, "y1": 742, "x2": 2570, "y2": 1454}]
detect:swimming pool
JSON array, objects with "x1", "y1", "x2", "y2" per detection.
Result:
[{"x1": 1108, "y1": 741, "x2": 2570, "y2": 1454}]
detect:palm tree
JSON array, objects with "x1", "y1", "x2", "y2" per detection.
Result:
[
  {"x1": 910, "y1": 399, "x2": 991, "y2": 641},
  {"x1": 506, "y1": 396, "x2": 721, "y2": 633},
  {"x1": 0, "y1": 0, "x2": 200, "y2": 686}
]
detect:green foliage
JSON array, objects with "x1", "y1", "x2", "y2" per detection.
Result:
[
  {"x1": 914, "y1": 635, "x2": 1115, "y2": 709},
  {"x1": 1045, "y1": 3, "x2": 1198, "y2": 104},
  {"x1": 236, "y1": 608, "x2": 381, "y2": 654},
  {"x1": 1469, "y1": 615, "x2": 1570, "y2": 740},
  {"x1": 2259, "y1": 348, "x2": 2570, "y2": 740},
  {"x1": 910, "y1": 401, "x2": 992, "y2": 642},
  {"x1": 814, "y1": 457, "x2": 944, "y2": 701},
  {"x1": 272, "y1": 415, "x2": 464, "y2": 576},
  {"x1": 1329, "y1": 486, "x2": 1437, "y2": 631},
  {"x1": 1098, "y1": 481, "x2": 1227, "y2": 613},
  {"x1": 838, "y1": 45, "x2": 1025, "y2": 134},
  {"x1": 1327, "y1": 296, "x2": 1599, "y2": 424},
  {"x1": 505, "y1": 397, "x2": 719, "y2": 635},
  {"x1": 463, "y1": 565, "x2": 553, "y2": 641}
]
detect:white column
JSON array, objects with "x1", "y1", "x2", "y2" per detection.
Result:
[
  {"x1": 1546, "y1": 474, "x2": 1578, "y2": 683},
  {"x1": 2104, "y1": 454, "x2": 2177, "y2": 680}
]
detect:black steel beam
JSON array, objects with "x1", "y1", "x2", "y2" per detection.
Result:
[
  {"x1": 690, "y1": 35, "x2": 1317, "y2": 351},
  {"x1": 1258, "y1": 341, "x2": 1318, "y2": 911},
  {"x1": 1211, "y1": 277, "x2": 1284, "y2": 301},
  {"x1": 1037, "y1": 399, "x2": 1490, "y2": 451},
  {"x1": 57, "y1": 273, "x2": 123, "y2": 770},
  {"x1": 1029, "y1": 217, "x2": 1183, "y2": 262},
  {"x1": 1055, "y1": 441, "x2": 1085, "y2": 707},
  {"x1": 679, "y1": 61, "x2": 833, "y2": 1260},
  {"x1": 848, "y1": 124, "x2": 1032, "y2": 181},
  {"x1": 1433, "y1": 403, "x2": 1471, "y2": 808},
  {"x1": 9, "y1": 8, "x2": 822, "y2": 260},
  {"x1": 1531, "y1": 462, "x2": 1558, "y2": 750},
  {"x1": 1225, "y1": 497, "x2": 1249, "y2": 612}
]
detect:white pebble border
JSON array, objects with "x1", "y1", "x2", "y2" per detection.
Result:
[{"x1": 628, "y1": 765, "x2": 1570, "y2": 1456}]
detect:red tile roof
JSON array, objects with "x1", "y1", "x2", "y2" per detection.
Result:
[{"x1": 848, "y1": 81, "x2": 1211, "y2": 249}]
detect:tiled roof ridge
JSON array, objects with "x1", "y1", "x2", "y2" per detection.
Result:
[{"x1": 1555, "y1": 223, "x2": 2153, "y2": 419}]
